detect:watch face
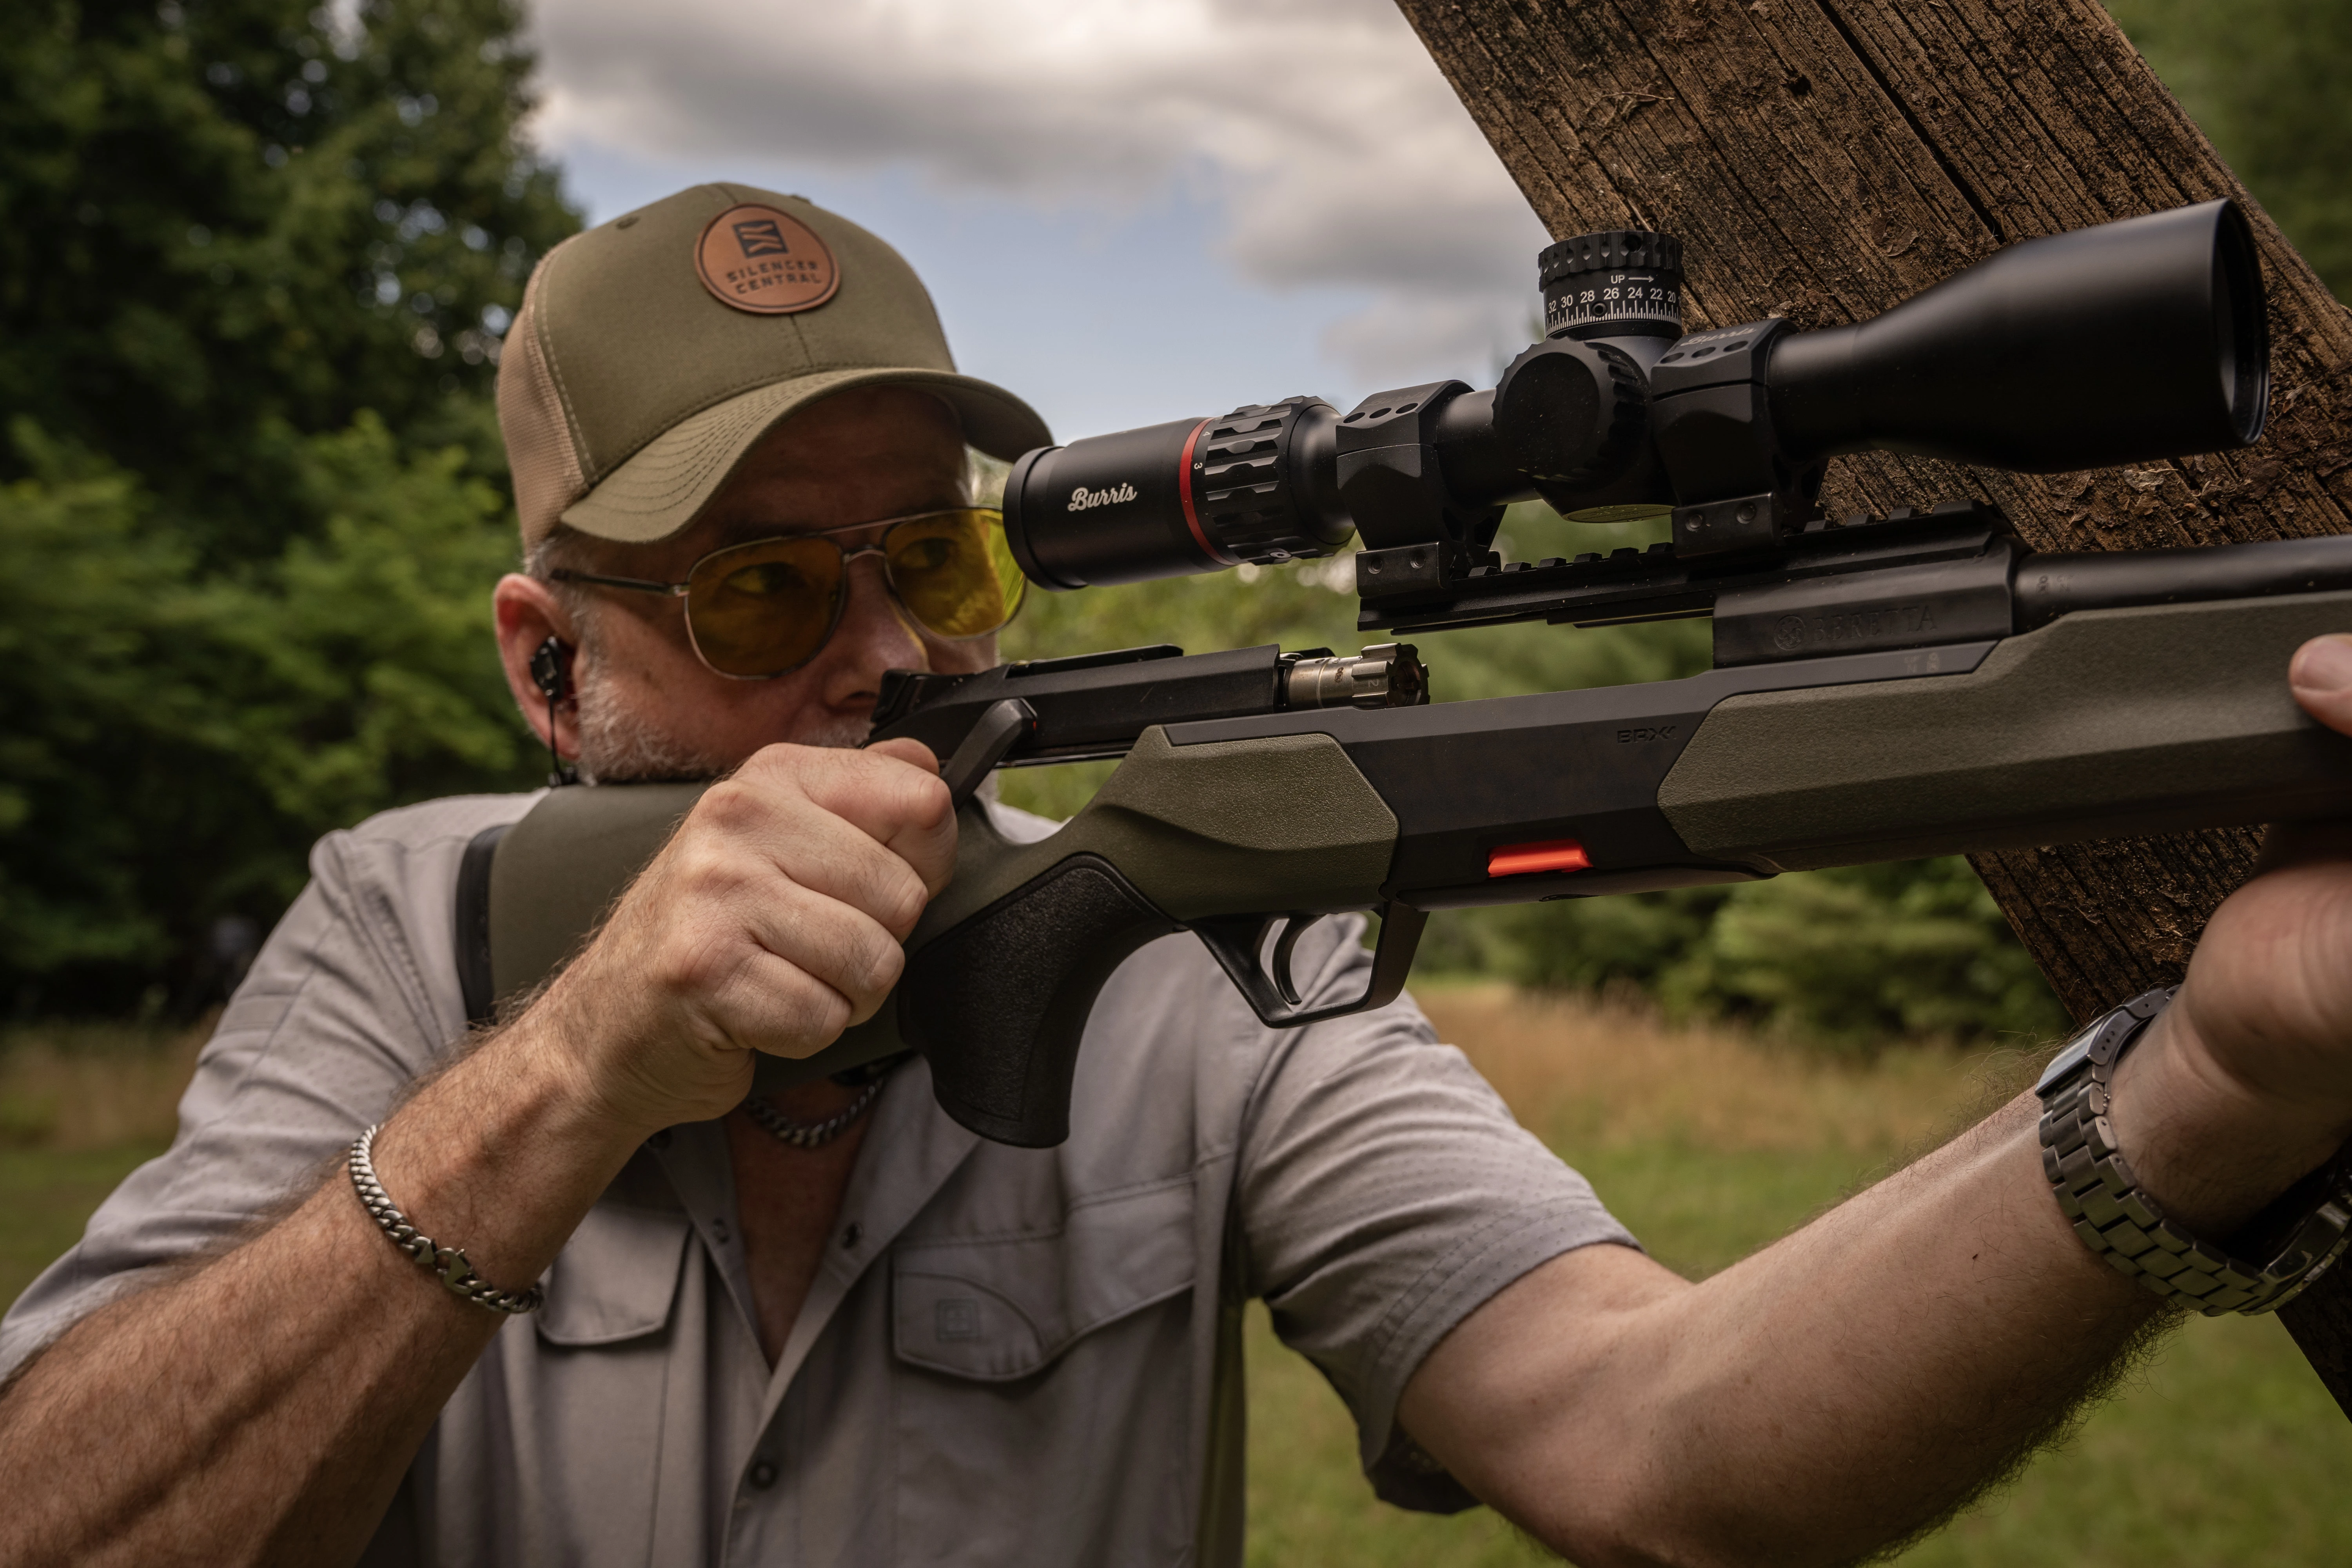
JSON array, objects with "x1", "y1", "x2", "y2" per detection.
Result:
[{"x1": 2034, "y1": 1027, "x2": 2100, "y2": 1098}]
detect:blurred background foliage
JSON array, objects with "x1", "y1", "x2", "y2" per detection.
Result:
[
  {"x1": 1, "y1": 0, "x2": 572, "y2": 1014},
  {"x1": 0, "y1": 0, "x2": 2335, "y2": 1041},
  {"x1": 2102, "y1": 0, "x2": 2352, "y2": 300}
]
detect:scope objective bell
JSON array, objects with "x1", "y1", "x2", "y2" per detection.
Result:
[{"x1": 1758, "y1": 199, "x2": 2266, "y2": 472}]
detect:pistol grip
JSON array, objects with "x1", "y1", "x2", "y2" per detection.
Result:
[{"x1": 898, "y1": 854, "x2": 1180, "y2": 1148}]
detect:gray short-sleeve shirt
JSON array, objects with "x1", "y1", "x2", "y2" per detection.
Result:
[{"x1": 0, "y1": 792, "x2": 1633, "y2": 1566}]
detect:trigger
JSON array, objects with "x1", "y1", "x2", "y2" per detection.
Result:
[{"x1": 1269, "y1": 915, "x2": 1312, "y2": 1007}]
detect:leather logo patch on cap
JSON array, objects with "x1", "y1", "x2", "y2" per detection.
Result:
[{"x1": 694, "y1": 203, "x2": 840, "y2": 315}]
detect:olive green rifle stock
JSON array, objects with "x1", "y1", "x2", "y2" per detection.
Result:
[{"x1": 463, "y1": 586, "x2": 2352, "y2": 1148}]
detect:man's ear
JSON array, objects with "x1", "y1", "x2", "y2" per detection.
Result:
[{"x1": 493, "y1": 573, "x2": 581, "y2": 761}]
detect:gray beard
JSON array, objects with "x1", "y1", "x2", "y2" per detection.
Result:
[
  {"x1": 571, "y1": 662, "x2": 729, "y2": 784},
  {"x1": 569, "y1": 661, "x2": 867, "y2": 783}
]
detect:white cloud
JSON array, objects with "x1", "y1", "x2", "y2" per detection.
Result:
[{"x1": 525, "y1": 0, "x2": 1552, "y2": 382}]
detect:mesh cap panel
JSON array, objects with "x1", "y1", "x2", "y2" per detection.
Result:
[{"x1": 497, "y1": 245, "x2": 591, "y2": 551}]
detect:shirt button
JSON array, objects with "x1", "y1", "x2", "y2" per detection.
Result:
[
  {"x1": 711, "y1": 1218, "x2": 731, "y2": 1245},
  {"x1": 749, "y1": 1459, "x2": 779, "y2": 1490},
  {"x1": 840, "y1": 1221, "x2": 862, "y2": 1251}
]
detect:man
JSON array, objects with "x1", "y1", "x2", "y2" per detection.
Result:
[{"x1": 2, "y1": 182, "x2": 2349, "y2": 1568}]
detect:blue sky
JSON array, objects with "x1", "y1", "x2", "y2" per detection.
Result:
[{"x1": 528, "y1": 0, "x2": 1553, "y2": 443}]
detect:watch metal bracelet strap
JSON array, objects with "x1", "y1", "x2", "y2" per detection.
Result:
[
  {"x1": 347, "y1": 1125, "x2": 546, "y2": 1316},
  {"x1": 2034, "y1": 987, "x2": 2352, "y2": 1316}
]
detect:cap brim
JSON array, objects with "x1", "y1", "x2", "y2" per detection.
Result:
[{"x1": 558, "y1": 368, "x2": 1053, "y2": 544}]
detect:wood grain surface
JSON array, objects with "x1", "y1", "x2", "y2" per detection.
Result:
[{"x1": 1394, "y1": 0, "x2": 2352, "y2": 1412}]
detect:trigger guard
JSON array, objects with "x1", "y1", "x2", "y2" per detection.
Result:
[{"x1": 1190, "y1": 902, "x2": 1428, "y2": 1030}]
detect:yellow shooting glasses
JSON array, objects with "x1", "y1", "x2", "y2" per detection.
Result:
[{"x1": 553, "y1": 507, "x2": 1026, "y2": 679}]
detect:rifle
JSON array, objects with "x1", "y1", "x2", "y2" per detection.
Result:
[{"x1": 466, "y1": 198, "x2": 2352, "y2": 1151}]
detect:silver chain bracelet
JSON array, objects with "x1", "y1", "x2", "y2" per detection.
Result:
[
  {"x1": 2035, "y1": 988, "x2": 2352, "y2": 1316},
  {"x1": 347, "y1": 1125, "x2": 545, "y2": 1316}
]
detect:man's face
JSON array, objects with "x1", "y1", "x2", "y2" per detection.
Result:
[{"x1": 494, "y1": 385, "x2": 994, "y2": 778}]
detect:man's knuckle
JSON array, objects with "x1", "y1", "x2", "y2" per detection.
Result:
[
  {"x1": 695, "y1": 778, "x2": 758, "y2": 826},
  {"x1": 744, "y1": 740, "x2": 808, "y2": 778},
  {"x1": 840, "y1": 910, "x2": 894, "y2": 971},
  {"x1": 907, "y1": 772, "x2": 953, "y2": 825},
  {"x1": 655, "y1": 929, "x2": 739, "y2": 998},
  {"x1": 777, "y1": 967, "x2": 853, "y2": 1036},
  {"x1": 862, "y1": 939, "x2": 906, "y2": 997},
  {"x1": 667, "y1": 842, "x2": 747, "y2": 900},
  {"x1": 881, "y1": 866, "x2": 929, "y2": 931}
]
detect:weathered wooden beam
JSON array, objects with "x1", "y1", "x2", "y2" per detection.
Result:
[{"x1": 1396, "y1": 0, "x2": 2352, "y2": 1408}]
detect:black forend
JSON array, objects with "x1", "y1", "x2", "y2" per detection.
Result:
[{"x1": 899, "y1": 854, "x2": 1181, "y2": 1148}]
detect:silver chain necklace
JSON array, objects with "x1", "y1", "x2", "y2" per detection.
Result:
[{"x1": 742, "y1": 1068, "x2": 894, "y2": 1149}]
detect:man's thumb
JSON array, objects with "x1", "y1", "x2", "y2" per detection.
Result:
[{"x1": 2290, "y1": 634, "x2": 2352, "y2": 735}]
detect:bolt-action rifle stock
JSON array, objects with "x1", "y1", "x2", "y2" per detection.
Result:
[{"x1": 468, "y1": 200, "x2": 2352, "y2": 1149}]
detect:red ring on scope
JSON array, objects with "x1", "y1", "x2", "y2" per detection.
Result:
[{"x1": 1175, "y1": 417, "x2": 1240, "y2": 566}]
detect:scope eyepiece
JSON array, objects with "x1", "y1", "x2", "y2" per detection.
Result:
[{"x1": 1005, "y1": 398, "x2": 1350, "y2": 590}]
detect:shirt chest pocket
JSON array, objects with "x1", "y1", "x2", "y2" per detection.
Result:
[
  {"x1": 427, "y1": 1202, "x2": 695, "y2": 1568},
  {"x1": 892, "y1": 1175, "x2": 1195, "y2": 1378},
  {"x1": 537, "y1": 1200, "x2": 693, "y2": 1347},
  {"x1": 886, "y1": 1176, "x2": 1202, "y2": 1563}
]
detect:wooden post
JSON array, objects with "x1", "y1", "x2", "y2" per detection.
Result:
[{"x1": 1394, "y1": 0, "x2": 2352, "y2": 1407}]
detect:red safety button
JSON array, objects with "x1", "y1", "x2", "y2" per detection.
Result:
[{"x1": 1487, "y1": 838, "x2": 1592, "y2": 877}]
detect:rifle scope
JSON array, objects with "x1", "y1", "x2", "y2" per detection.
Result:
[{"x1": 1003, "y1": 199, "x2": 2267, "y2": 586}]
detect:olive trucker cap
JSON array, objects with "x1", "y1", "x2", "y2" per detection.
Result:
[{"x1": 497, "y1": 183, "x2": 1052, "y2": 548}]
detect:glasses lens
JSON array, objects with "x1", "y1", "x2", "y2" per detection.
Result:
[
  {"x1": 884, "y1": 509, "x2": 1026, "y2": 640},
  {"x1": 683, "y1": 537, "x2": 846, "y2": 677}
]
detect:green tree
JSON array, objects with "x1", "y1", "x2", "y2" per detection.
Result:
[
  {"x1": 0, "y1": 0, "x2": 575, "y2": 563},
  {"x1": 1495, "y1": 860, "x2": 2070, "y2": 1056},
  {"x1": 0, "y1": 416, "x2": 535, "y2": 1013},
  {"x1": 0, "y1": 0, "x2": 573, "y2": 1013},
  {"x1": 2105, "y1": 0, "x2": 2352, "y2": 299}
]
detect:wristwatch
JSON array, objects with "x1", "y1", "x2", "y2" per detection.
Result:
[{"x1": 2035, "y1": 987, "x2": 2352, "y2": 1316}]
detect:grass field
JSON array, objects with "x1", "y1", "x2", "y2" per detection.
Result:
[
  {"x1": 6, "y1": 998, "x2": 2350, "y2": 1563},
  {"x1": 1244, "y1": 986, "x2": 2352, "y2": 1566}
]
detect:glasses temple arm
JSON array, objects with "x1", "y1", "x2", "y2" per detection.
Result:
[{"x1": 547, "y1": 569, "x2": 689, "y2": 596}]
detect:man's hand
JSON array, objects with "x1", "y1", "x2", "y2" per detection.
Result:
[
  {"x1": 535, "y1": 737, "x2": 956, "y2": 1139},
  {"x1": 2196, "y1": 630, "x2": 2352, "y2": 1098},
  {"x1": 2102, "y1": 633, "x2": 2352, "y2": 1233}
]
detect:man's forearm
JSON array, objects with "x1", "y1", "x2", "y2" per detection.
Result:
[
  {"x1": 1617, "y1": 1092, "x2": 2152, "y2": 1563},
  {"x1": 1405, "y1": 1007, "x2": 2352, "y2": 1568},
  {"x1": 0, "y1": 738, "x2": 954, "y2": 1567},
  {"x1": 0, "y1": 1015, "x2": 640, "y2": 1568}
]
